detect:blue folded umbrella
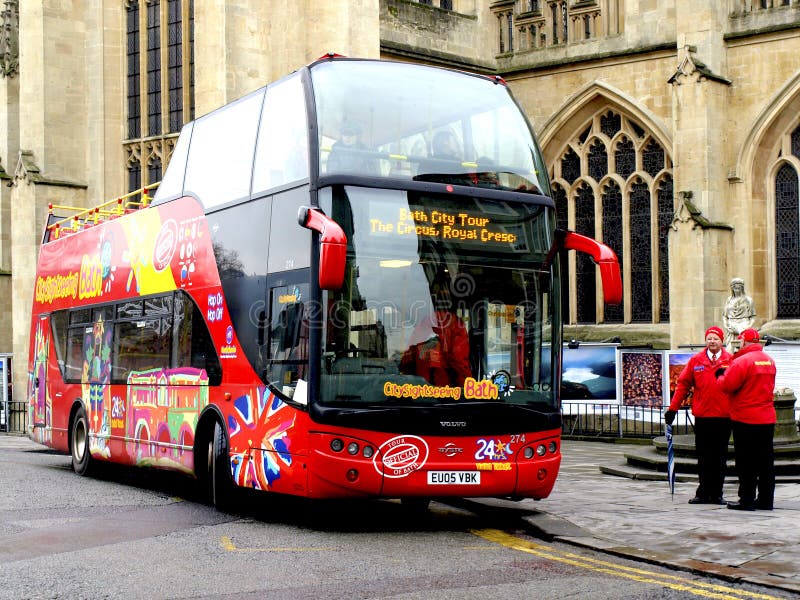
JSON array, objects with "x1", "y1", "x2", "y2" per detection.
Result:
[{"x1": 666, "y1": 423, "x2": 676, "y2": 499}]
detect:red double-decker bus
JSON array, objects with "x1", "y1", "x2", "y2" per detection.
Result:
[{"x1": 28, "y1": 56, "x2": 621, "y2": 510}]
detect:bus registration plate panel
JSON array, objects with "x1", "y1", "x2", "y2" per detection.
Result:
[{"x1": 427, "y1": 471, "x2": 481, "y2": 485}]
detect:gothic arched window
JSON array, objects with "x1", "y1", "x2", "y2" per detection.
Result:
[
  {"x1": 148, "y1": 156, "x2": 163, "y2": 186},
  {"x1": 588, "y1": 139, "x2": 608, "y2": 181},
  {"x1": 775, "y1": 162, "x2": 799, "y2": 317},
  {"x1": 630, "y1": 179, "x2": 652, "y2": 322},
  {"x1": 614, "y1": 137, "x2": 635, "y2": 180},
  {"x1": 125, "y1": 0, "x2": 194, "y2": 191},
  {"x1": 642, "y1": 140, "x2": 665, "y2": 178},
  {"x1": 657, "y1": 175, "x2": 673, "y2": 321},
  {"x1": 600, "y1": 111, "x2": 621, "y2": 138},
  {"x1": 128, "y1": 158, "x2": 142, "y2": 193},
  {"x1": 575, "y1": 182, "x2": 596, "y2": 324},
  {"x1": 561, "y1": 148, "x2": 580, "y2": 185},
  {"x1": 602, "y1": 181, "x2": 623, "y2": 323},
  {"x1": 550, "y1": 109, "x2": 673, "y2": 326}
]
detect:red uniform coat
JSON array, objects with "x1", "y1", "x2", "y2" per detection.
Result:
[
  {"x1": 717, "y1": 343, "x2": 777, "y2": 424},
  {"x1": 668, "y1": 348, "x2": 731, "y2": 417},
  {"x1": 400, "y1": 310, "x2": 471, "y2": 387}
]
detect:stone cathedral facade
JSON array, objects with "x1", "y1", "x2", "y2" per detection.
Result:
[{"x1": 1, "y1": 0, "x2": 800, "y2": 391}]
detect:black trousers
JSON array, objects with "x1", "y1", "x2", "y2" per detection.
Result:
[
  {"x1": 693, "y1": 416, "x2": 731, "y2": 500},
  {"x1": 731, "y1": 421, "x2": 775, "y2": 506}
]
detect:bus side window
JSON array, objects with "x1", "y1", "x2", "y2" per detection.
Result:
[
  {"x1": 64, "y1": 310, "x2": 91, "y2": 383},
  {"x1": 173, "y1": 291, "x2": 222, "y2": 385},
  {"x1": 50, "y1": 310, "x2": 68, "y2": 377},
  {"x1": 265, "y1": 282, "x2": 309, "y2": 397},
  {"x1": 113, "y1": 318, "x2": 170, "y2": 382},
  {"x1": 252, "y1": 73, "x2": 309, "y2": 195}
]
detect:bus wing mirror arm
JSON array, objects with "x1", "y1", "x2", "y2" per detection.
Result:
[
  {"x1": 550, "y1": 229, "x2": 622, "y2": 305},
  {"x1": 297, "y1": 206, "x2": 347, "y2": 290}
]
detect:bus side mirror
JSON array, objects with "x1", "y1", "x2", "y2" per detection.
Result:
[
  {"x1": 297, "y1": 206, "x2": 347, "y2": 290},
  {"x1": 561, "y1": 231, "x2": 622, "y2": 305}
]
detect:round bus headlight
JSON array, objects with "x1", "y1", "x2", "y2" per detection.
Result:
[
  {"x1": 330, "y1": 438, "x2": 344, "y2": 452},
  {"x1": 362, "y1": 446, "x2": 374, "y2": 458},
  {"x1": 523, "y1": 447, "x2": 534, "y2": 459},
  {"x1": 347, "y1": 442, "x2": 359, "y2": 455},
  {"x1": 548, "y1": 441, "x2": 557, "y2": 454},
  {"x1": 536, "y1": 444, "x2": 547, "y2": 456}
]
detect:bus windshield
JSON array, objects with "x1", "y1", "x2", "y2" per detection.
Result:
[
  {"x1": 318, "y1": 186, "x2": 558, "y2": 410},
  {"x1": 312, "y1": 60, "x2": 548, "y2": 195}
]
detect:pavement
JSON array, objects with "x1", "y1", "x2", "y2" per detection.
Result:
[{"x1": 508, "y1": 439, "x2": 800, "y2": 595}]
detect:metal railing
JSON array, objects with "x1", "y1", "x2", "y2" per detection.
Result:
[
  {"x1": 1, "y1": 402, "x2": 28, "y2": 434},
  {"x1": 45, "y1": 182, "x2": 160, "y2": 242},
  {"x1": 561, "y1": 402, "x2": 694, "y2": 439}
]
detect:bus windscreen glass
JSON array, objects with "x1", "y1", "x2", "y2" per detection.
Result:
[
  {"x1": 312, "y1": 60, "x2": 548, "y2": 195},
  {"x1": 319, "y1": 186, "x2": 557, "y2": 410}
]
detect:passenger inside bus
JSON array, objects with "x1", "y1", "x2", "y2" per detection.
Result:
[
  {"x1": 326, "y1": 122, "x2": 380, "y2": 176},
  {"x1": 400, "y1": 270, "x2": 471, "y2": 387},
  {"x1": 431, "y1": 130, "x2": 461, "y2": 162},
  {"x1": 414, "y1": 130, "x2": 475, "y2": 186}
]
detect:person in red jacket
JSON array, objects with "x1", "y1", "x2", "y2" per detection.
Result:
[
  {"x1": 664, "y1": 325, "x2": 731, "y2": 504},
  {"x1": 716, "y1": 328, "x2": 777, "y2": 511},
  {"x1": 400, "y1": 271, "x2": 472, "y2": 388}
]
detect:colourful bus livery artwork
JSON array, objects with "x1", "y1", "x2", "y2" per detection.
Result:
[
  {"x1": 27, "y1": 57, "x2": 621, "y2": 510},
  {"x1": 126, "y1": 367, "x2": 209, "y2": 470}
]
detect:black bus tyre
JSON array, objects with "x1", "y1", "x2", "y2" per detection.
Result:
[
  {"x1": 209, "y1": 420, "x2": 236, "y2": 512},
  {"x1": 71, "y1": 405, "x2": 94, "y2": 476}
]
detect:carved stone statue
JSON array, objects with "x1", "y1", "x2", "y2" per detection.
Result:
[{"x1": 722, "y1": 277, "x2": 755, "y2": 347}]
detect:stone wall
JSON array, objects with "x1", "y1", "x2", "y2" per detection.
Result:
[{"x1": 381, "y1": 0, "x2": 493, "y2": 70}]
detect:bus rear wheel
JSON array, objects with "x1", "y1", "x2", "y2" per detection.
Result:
[
  {"x1": 206, "y1": 420, "x2": 235, "y2": 512},
  {"x1": 71, "y1": 405, "x2": 94, "y2": 476}
]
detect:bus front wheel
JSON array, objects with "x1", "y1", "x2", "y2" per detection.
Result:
[{"x1": 71, "y1": 405, "x2": 94, "y2": 476}]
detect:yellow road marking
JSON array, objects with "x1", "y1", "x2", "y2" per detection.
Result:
[
  {"x1": 220, "y1": 536, "x2": 333, "y2": 553},
  {"x1": 471, "y1": 529, "x2": 782, "y2": 600}
]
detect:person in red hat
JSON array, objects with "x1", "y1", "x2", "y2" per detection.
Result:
[
  {"x1": 664, "y1": 325, "x2": 731, "y2": 504},
  {"x1": 716, "y1": 328, "x2": 777, "y2": 511}
]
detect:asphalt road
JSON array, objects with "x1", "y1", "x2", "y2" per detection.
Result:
[{"x1": 0, "y1": 435, "x2": 793, "y2": 599}]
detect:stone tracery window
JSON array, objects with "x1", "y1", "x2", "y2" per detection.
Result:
[
  {"x1": 561, "y1": 147, "x2": 580, "y2": 184},
  {"x1": 774, "y1": 124, "x2": 800, "y2": 318},
  {"x1": 587, "y1": 139, "x2": 607, "y2": 181},
  {"x1": 550, "y1": 109, "x2": 674, "y2": 325},
  {"x1": 657, "y1": 176, "x2": 673, "y2": 321},
  {"x1": 574, "y1": 182, "x2": 596, "y2": 324},
  {"x1": 602, "y1": 181, "x2": 623, "y2": 323},
  {"x1": 125, "y1": 0, "x2": 194, "y2": 192},
  {"x1": 629, "y1": 179, "x2": 652, "y2": 322},
  {"x1": 614, "y1": 137, "x2": 635, "y2": 180}
]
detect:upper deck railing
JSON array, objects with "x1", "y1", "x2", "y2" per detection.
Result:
[{"x1": 44, "y1": 183, "x2": 160, "y2": 243}]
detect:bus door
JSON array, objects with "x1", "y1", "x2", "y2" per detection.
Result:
[{"x1": 30, "y1": 315, "x2": 50, "y2": 435}]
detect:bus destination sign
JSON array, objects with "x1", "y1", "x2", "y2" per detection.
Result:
[{"x1": 369, "y1": 207, "x2": 517, "y2": 245}]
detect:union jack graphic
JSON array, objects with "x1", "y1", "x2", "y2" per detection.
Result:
[{"x1": 227, "y1": 387, "x2": 296, "y2": 490}]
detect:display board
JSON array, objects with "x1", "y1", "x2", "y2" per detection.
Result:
[
  {"x1": 619, "y1": 350, "x2": 665, "y2": 408},
  {"x1": 560, "y1": 343, "x2": 618, "y2": 403},
  {"x1": 667, "y1": 351, "x2": 695, "y2": 409}
]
